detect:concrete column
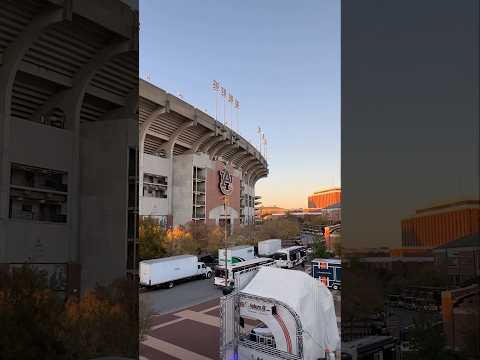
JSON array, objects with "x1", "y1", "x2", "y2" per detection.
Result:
[{"x1": 0, "y1": 7, "x2": 64, "y2": 260}]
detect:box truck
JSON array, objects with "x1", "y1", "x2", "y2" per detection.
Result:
[
  {"x1": 257, "y1": 239, "x2": 282, "y2": 257},
  {"x1": 139, "y1": 255, "x2": 212, "y2": 288},
  {"x1": 218, "y1": 245, "x2": 255, "y2": 265}
]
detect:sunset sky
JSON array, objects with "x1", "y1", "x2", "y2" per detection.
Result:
[{"x1": 140, "y1": 0, "x2": 340, "y2": 209}]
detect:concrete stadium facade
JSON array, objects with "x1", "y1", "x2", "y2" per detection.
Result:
[
  {"x1": 139, "y1": 80, "x2": 268, "y2": 234},
  {"x1": 0, "y1": 0, "x2": 139, "y2": 296}
]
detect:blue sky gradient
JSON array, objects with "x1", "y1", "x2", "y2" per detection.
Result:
[{"x1": 140, "y1": 0, "x2": 340, "y2": 208}]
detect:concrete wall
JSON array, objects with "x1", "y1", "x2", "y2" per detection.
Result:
[
  {"x1": 241, "y1": 180, "x2": 256, "y2": 224},
  {"x1": 79, "y1": 117, "x2": 133, "y2": 291},
  {"x1": 140, "y1": 153, "x2": 169, "y2": 216},
  {"x1": 0, "y1": 119, "x2": 74, "y2": 262},
  {"x1": 172, "y1": 153, "x2": 193, "y2": 226},
  {"x1": 208, "y1": 205, "x2": 239, "y2": 234}
]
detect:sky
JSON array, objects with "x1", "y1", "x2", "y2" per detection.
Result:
[{"x1": 140, "y1": 0, "x2": 340, "y2": 209}]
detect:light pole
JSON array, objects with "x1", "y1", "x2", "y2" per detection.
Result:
[
  {"x1": 223, "y1": 193, "x2": 229, "y2": 287},
  {"x1": 218, "y1": 158, "x2": 231, "y2": 288}
]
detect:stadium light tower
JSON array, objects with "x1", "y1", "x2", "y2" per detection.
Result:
[{"x1": 256, "y1": 126, "x2": 262, "y2": 153}]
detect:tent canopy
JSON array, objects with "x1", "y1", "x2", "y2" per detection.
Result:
[{"x1": 241, "y1": 266, "x2": 340, "y2": 359}]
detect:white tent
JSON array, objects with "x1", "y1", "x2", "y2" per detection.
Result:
[{"x1": 241, "y1": 266, "x2": 340, "y2": 360}]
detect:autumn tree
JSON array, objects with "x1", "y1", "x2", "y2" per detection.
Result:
[
  {"x1": 164, "y1": 226, "x2": 193, "y2": 255},
  {"x1": 185, "y1": 221, "x2": 225, "y2": 255},
  {"x1": 0, "y1": 266, "x2": 66, "y2": 360},
  {"x1": 138, "y1": 216, "x2": 166, "y2": 260},
  {"x1": 305, "y1": 214, "x2": 330, "y2": 226},
  {"x1": 255, "y1": 217, "x2": 301, "y2": 241},
  {"x1": 61, "y1": 278, "x2": 138, "y2": 359},
  {"x1": 1, "y1": 267, "x2": 140, "y2": 360}
]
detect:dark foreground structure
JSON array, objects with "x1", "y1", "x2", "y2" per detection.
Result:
[{"x1": 0, "y1": 0, "x2": 139, "y2": 297}]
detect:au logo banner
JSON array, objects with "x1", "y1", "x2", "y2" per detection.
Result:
[{"x1": 219, "y1": 168, "x2": 233, "y2": 195}]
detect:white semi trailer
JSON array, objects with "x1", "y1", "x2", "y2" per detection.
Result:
[
  {"x1": 218, "y1": 245, "x2": 255, "y2": 265},
  {"x1": 258, "y1": 239, "x2": 282, "y2": 257},
  {"x1": 139, "y1": 255, "x2": 212, "y2": 288}
]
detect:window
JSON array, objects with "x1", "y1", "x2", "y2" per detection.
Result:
[
  {"x1": 143, "y1": 173, "x2": 167, "y2": 198},
  {"x1": 9, "y1": 164, "x2": 68, "y2": 223},
  {"x1": 10, "y1": 163, "x2": 68, "y2": 192},
  {"x1": 272, "y1": 253, "x2": 287, "y2": 261}
]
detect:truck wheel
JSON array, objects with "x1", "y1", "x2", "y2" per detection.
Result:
[
  {"x1": 168, "y1": 281, "x2": 174, "y2": 288},
  {"x1": 205, "y1": 271, "x2": 212, "y2": 279}
]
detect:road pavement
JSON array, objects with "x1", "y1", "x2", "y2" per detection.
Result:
[{"x1": 140, "y1": 276, "x2": 223, "y2": 314}]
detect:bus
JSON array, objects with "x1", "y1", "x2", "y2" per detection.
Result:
[
  {"x1": 214, "y1": 257, "x2": 276, "y2": 288},
  {"x1": 272, "y1": 246, "x2": 308, "y2": 269},
  {"x1": 311, "y1": 258, "x2": 342, "y2": 290}
]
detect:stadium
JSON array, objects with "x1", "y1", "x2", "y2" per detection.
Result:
[{"x1": 139, "y1": 80, "x2": 269, "y2": 234}]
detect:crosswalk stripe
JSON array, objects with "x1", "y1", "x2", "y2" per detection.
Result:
[
  {"x1": 142, "y1": 335, "x2": 213, "y2": 360},
  {"x1": 150, "y1": 305, "x2": 220, "y2": 331},
  {"x1": 174, "y1": 310, "x2": 220, "y2": 328}
]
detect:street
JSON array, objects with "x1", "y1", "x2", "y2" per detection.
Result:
[
  {"x1": 140, "y1": 264, "x2": 342, "y2": 360},
  {"x1": 141, "y1": 276, "x2": 222, "y2": 314}
]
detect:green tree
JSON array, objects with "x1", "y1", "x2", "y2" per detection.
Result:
[{"x1": 312, "y1": 235, "x2": 329, "y2": 258}]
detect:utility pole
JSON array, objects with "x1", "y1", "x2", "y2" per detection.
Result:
[
  {"x1": 219, "y1": 158, "x2": 231, "y2": 288},
  {"x1": 223, "y1": 194, "x2": 229, "y2": 287}
]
